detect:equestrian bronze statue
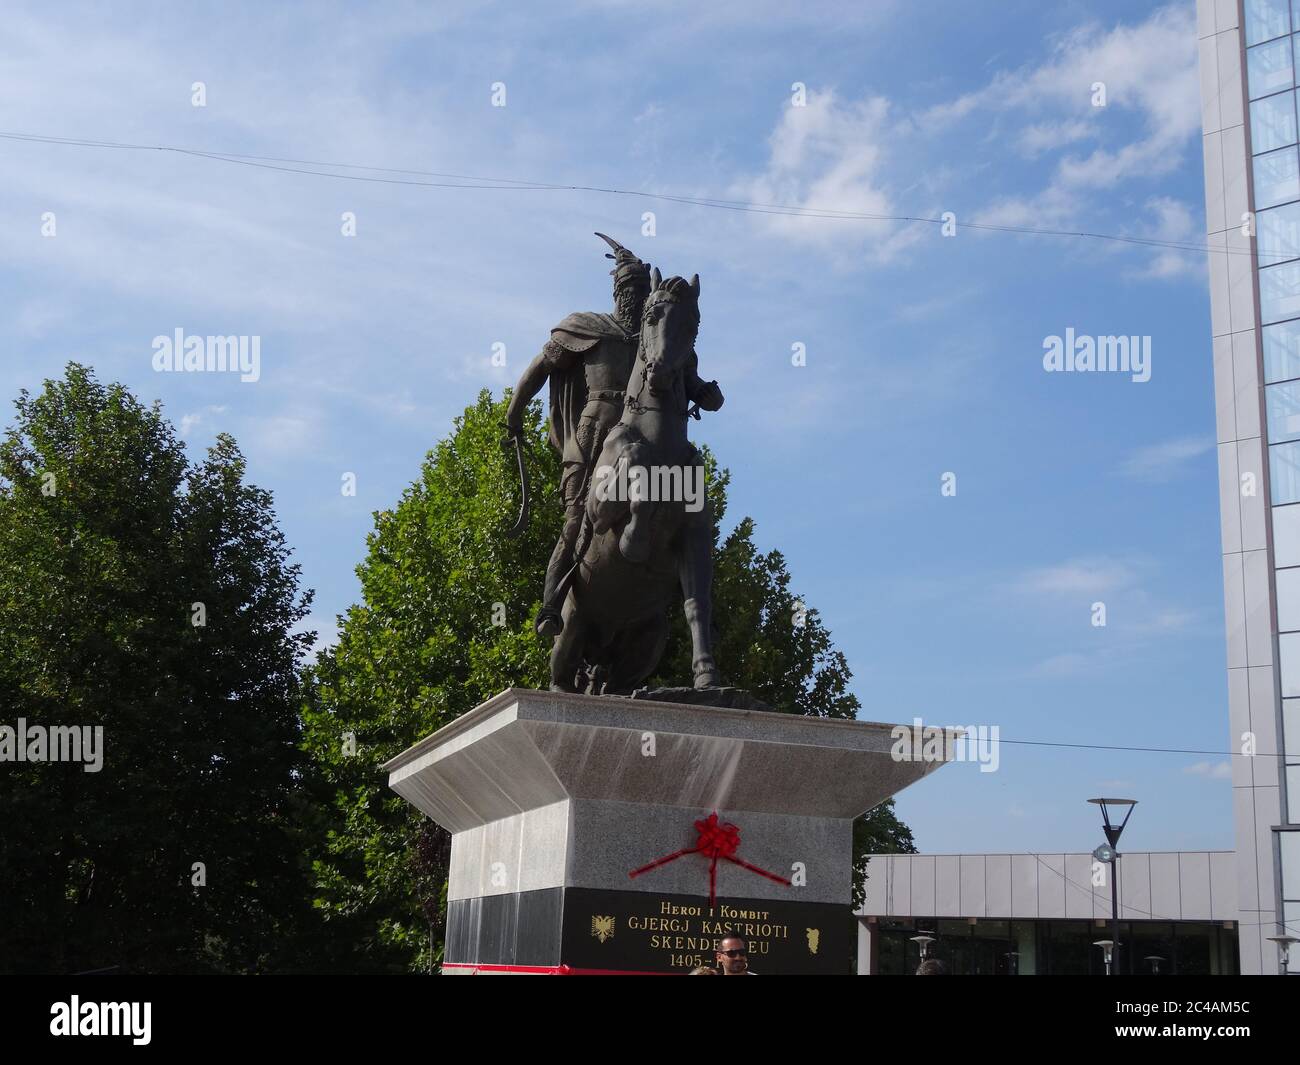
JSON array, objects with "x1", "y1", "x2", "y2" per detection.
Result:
[{"x1": 505, "y1": 236, "x2": 724, "y2": 694}]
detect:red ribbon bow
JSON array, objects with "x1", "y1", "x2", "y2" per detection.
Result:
[{"x1": 628, "y1": 812, "x2": 792, "y2": 907}]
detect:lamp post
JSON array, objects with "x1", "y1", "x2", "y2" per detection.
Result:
[
  {"x1": 910, "y1": 932, "x2": 936, "y2": 963},
  {"x1": 1265, "y1": 934, "x2": 1298, "y2": 976},
  {"x1": 1089, "y1": 797, "x2": 1137, "y2": 976},
  {"x1": 1093, "y1": 939, "x2": 1114, "y2": 976}
]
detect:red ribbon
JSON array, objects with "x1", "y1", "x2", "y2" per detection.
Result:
[{"x1": 628, "y1": 812, "x2": 792, "y2": 907}]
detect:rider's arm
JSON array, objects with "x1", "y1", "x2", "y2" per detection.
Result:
[
  {"x1": 505, "y1": 340, "x2": 579, "y2": 432},
  {"x1": 682, "y1": 350, "x2": 724, "y2": 412}
]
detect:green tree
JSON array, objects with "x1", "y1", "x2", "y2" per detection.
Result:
[
  {"x1": 0, "y1": 364, "x2": 315, "y2": 973},
  {"x1": 302, "y1": 389, "x2": 915, "y2": 972}
]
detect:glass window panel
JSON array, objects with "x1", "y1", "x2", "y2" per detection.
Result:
[
  {"x1": 1251, "y1": 39, "x2": 1295, "y2": 99},
  {"x1": 1255, "y1": 147, "x2": 1300, "y2": 208},
  {"x1": 1268, "y1": 380, "x2": 1300, "y2": 443},
  {"x1": 1281, "y1": 832, "x2": 1300, "y2": 897},
  {"x1": 1273, "y1": 442, "x2": 1300, "y2": 504},
  {"x1": 1280, "y1": 631, "x2": 1300, "y2": 693},
  {"x1": 1278, "y1": 567, "x2": 1300, "y2": 629},
  {"x1": 1252, "y1": 91, "x2": 1299, "y2": 153},
  {"x1": 1287, "y1": 903, "x2": 1300, "y2": 969},
  {"x1": 1248, "y1": 0, "x2": 1291, "y2": 45},
  {"x1": 1259, "y1": 202, "x2": 1300, "y2": 266},
  {"x1": 1274, "y1": 505, "x2": 1300, "y2": 566},
  {"x1": 1260, "y1": 260, "x2": 1300, "y2": 323},
  {"x1": 1264, "y1": 319, "x2": 1300, "y2": 381},
  {"x1": 1284, "y1": 697, "x2": 1300, "y2": 756},
  {"x1": 1289, "y1": 766, "x2": 1300, "y2": 825}
]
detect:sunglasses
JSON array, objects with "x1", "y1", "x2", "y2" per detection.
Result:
[{"x1": 719, "y1": 948, "x2": 747, "y2": 957}]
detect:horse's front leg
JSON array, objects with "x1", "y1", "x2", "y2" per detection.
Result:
[
  {"x1": 678, "y1": 511, "x2": 721, "y2": 689},
  {"x1": 619, "y1": 493, "x2": 655, "y2": 563},
  {"x1": 549, "y1": 594, "x2": 584, "y2": 692}
]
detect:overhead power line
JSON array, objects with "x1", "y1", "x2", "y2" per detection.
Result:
[{"x1": 0, "y1": 128, "x2": 1274, "y2": 261}]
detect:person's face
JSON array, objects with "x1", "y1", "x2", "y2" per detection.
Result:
[
  {"x1": 613, "y1": 278, "x2": 649, "y2": 323},
  {"x1": 716, "y1": 938, "x2": 749, "y2": 974}
]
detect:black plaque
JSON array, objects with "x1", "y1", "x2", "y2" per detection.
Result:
[{"x1": 561, "y1": 887, "x2": 855, "y2": 974}]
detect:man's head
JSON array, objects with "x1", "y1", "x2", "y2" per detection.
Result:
[
  {"x1": 916, "y1": 958, "x2": 948, "y2": 975},
  {"x1": 595, "y1": 232, "x2": 651, "y2": 328},
  {"x1": 716, "y1": 935, "x2": 749, "y2": 974}
]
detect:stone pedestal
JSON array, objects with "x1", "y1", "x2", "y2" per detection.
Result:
[{"x1": 383, "y1": 688, "x2": 953, "y2": 974}]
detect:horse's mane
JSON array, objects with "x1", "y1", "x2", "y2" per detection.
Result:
[{"x1": 644, "y1": 277, "x2": 701, "y2": 344}]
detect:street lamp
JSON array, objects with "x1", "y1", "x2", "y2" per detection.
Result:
[
  {"x1": 1144, "y1": 955, "x2": 1164, "y2": 975},
  {"x1": 1265, "y1": 934, "x2": 1298, "y2": 976},
  {"x1": 1089, "y1": 797, "x2": 1137, "y2": 976},
  {"x1": 1093, "y1": 939, "x2": 1114, "y2": 976},
  {"x1": 910, "y1": 932, "x2": 936, "y2": 962}
]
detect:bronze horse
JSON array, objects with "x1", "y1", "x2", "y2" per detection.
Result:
[{"x1": 550, "y1": 269, "x2": 721, "y2": 694}]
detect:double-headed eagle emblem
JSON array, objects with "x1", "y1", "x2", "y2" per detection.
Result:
[{"x1": 591, "y1": 915, "x2": 616, "y2": 943}]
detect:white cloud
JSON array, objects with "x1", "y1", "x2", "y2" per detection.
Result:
[
  {"x1": 935, "y1": 4, "x2": 1198, "y2": 172},
  {"x1": 1129, "y1": 197, "x2": 1206, "y2": 281},
  {"x1": 954, "y1": 5, "x2": 1200, "y2": 254},
  {"x1": 1130, "y1": 607, "x2": 1199, "y2": 636},
  {"x1": 1016, "y1": 119, "x2": 1095, "y2": 156},
  {"x1": 1027, "y1": 652, "x2": 1091, "y2": 678},
  {"x1": 179, "y1": 404, "x2": 228, "y2": 438},
  {"x1": 241, "y1": 411, "x2": 325, "y2": 457},
  {"x1": 1016, "y1": 557, "x2": 1137, "y2": 596},
  {"x1": 731, "y1": 6, "x2": 1199, "y2": 276},
  {"x1": 1118, "y1": 435, "x2": 1214, "y2": 481},
  {"x1": 732, "y1": 89, "x2": 924, "y2": 261},
  {"x1": 1011, "y1": 553, "x2": 1202, "y2": 645},
  {"x1": 1184, "y1": 761, "x2": 1232, "y2": 780}
]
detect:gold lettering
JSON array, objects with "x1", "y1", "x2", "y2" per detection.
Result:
[{"x1": 657, "y1": 901, "x2": 701, "y2": 917}]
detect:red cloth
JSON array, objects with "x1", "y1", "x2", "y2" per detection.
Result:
[{"x1": 628, "y1": 812, "x2": 792, "y2": 906}]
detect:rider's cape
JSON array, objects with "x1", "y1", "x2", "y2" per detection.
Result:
[{"x1": 546, "y1": 312, "x2": 632, "y2": 454}]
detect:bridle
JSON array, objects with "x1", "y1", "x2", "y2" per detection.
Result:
[{"x1": 624, "y1": 295, "x2": 700, "y2": 419}]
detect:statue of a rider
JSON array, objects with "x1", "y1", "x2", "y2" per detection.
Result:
[{"x1": 504, "y1": 233, "x2": 724, "y2": 638}]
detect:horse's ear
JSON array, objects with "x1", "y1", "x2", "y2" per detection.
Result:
[
  {"x1": 651, "y1": 266, "x2": 662, "y2": 291},
  {"x1": 689, "y1": 274, "x2": 700, "y2": 299}
]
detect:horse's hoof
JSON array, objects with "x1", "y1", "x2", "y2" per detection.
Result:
[
  {"x1": 535, "y1": 609, "x2": 563, "y2": 637},
  {"x1": 693, "y1": 668, "x2": 723, "y2": 689}
]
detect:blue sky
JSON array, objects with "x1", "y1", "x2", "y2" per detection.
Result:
[{"x1": 0, "y1": 1, "x2": 1231, "y2": 855}]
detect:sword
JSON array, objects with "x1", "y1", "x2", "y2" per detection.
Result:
[{"x1": 502, "y1": 425, "x2": 530, "y2": 537}]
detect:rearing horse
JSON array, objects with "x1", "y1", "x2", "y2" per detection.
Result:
[{"x1": 549, "y1": 269, "x2": 721, "y2": 694}]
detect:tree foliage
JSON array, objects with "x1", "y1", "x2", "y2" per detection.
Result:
[{"x1": 0, "y1": 364, "x2": 315, "y2": 973}]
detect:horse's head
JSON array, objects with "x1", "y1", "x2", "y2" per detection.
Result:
[{"x1": 639, "y1": 268, "x2": 700, "y2": 395}]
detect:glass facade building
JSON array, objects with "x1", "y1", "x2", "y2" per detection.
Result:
[
  {"x1": 872, "y1": 918, "x2": 1239, "y2": 976},
  {"x1": 857, "y1": 851, "x2": 1240, "y2": 975},
  {"x1": 1200, "y1": 0, "x2": 1300, "y2": 974}
]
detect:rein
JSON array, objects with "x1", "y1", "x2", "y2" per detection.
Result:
[{"x1": 625, "y1": 352, "x2": 699, "y2": 420}]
